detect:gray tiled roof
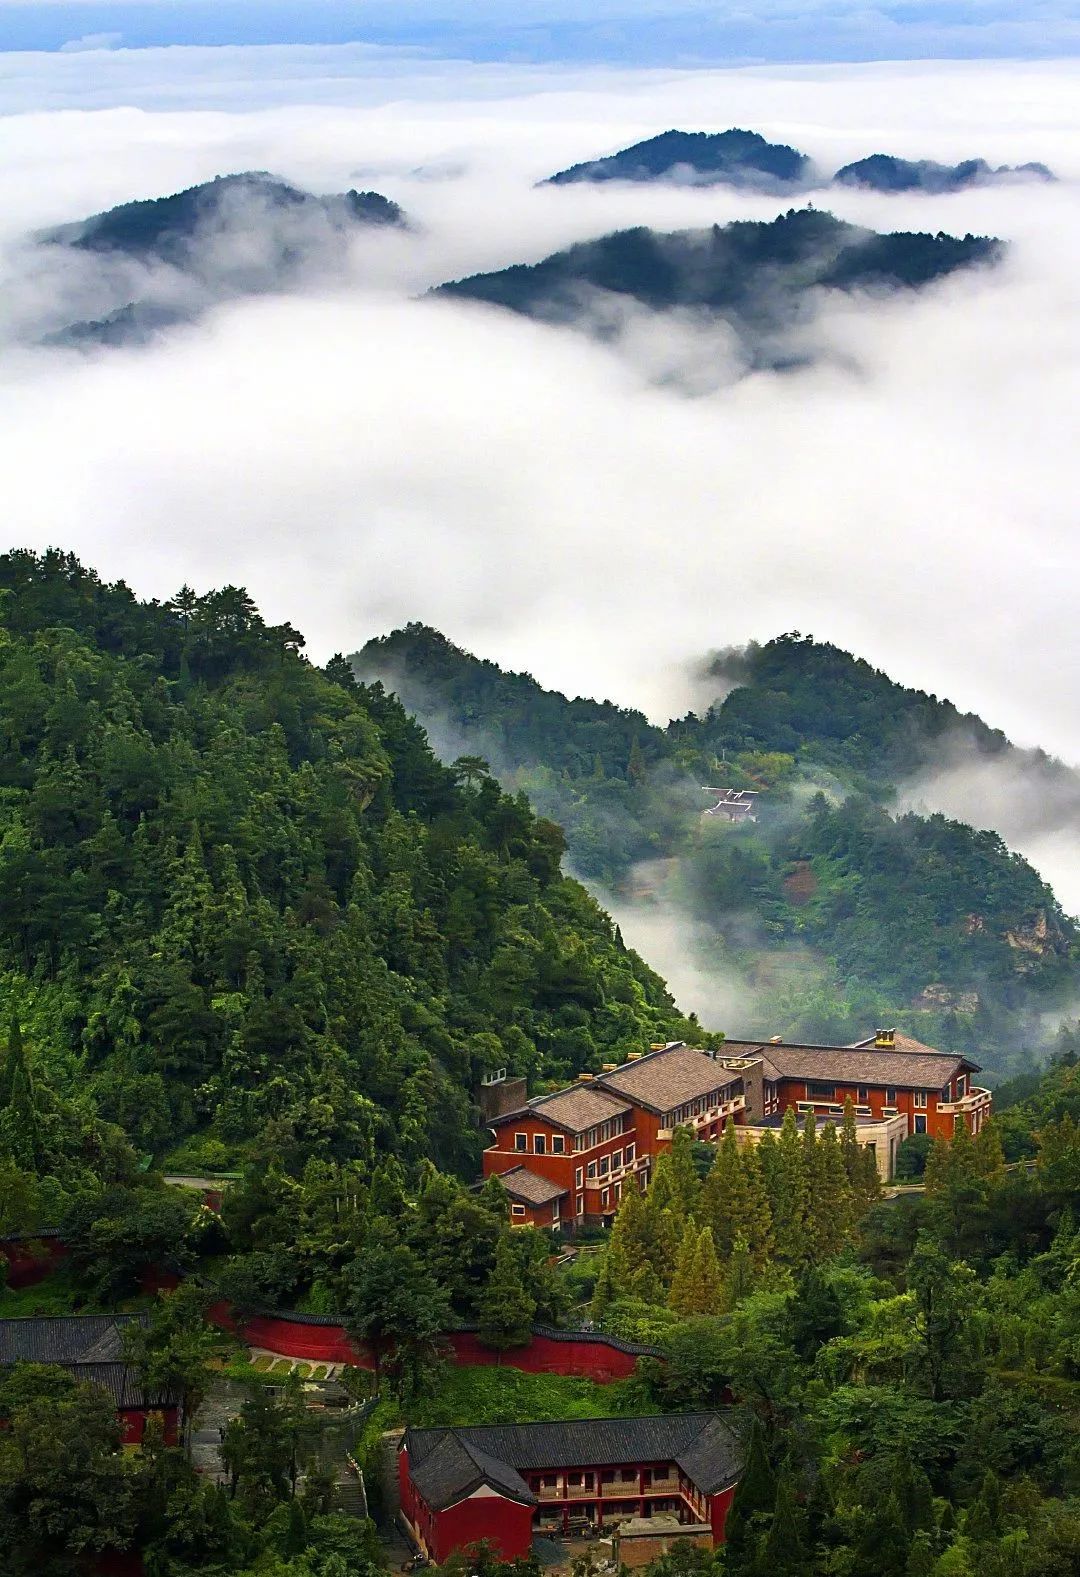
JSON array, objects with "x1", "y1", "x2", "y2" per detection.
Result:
[
  {"x1": 596, "y1": 1046, "x2": 743, "y2": 1115},
  {"x1": 405, "y1": 1412, "x2": 744, "y2": 1509},
  {"x1": 0, "y1": 1314, "x2": 179, "y2": 1410},
  {"x1": 723, "y1": 1040, "x2": 977, "y2": 1089},
  {"x1": 498, "y1": 1167, "x2": 569, "y2": 1206}
]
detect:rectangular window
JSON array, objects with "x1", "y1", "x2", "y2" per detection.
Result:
[
  {"x1": 612, "y1": 1149, "x2": 623, "y2": 1170},
  {"x1": 914, "y1": 1091, "x2": 927, "y2": 1109},
  {"x1": 551, "y1": 1134, "x2": 565, "y2": 1153},
  {"x1": 615, "y1": 1182, "x2": 622, "y2": 1201},
  {"x1": 857, "y1": 1086, "x2": 869, "y2": 1103},
  {"x1": 806, "y1": 1081, "x2": 835, "y2": 1100},
  {"x1": 575, "y1": 1166, "x2": 584, "y2": 1188},
  {"x1": 599, "y1": 1154, "x2": 610, "y2": 1175},
  {"x1": 587, "y1": 1160, "x2": 597, "y2": 1180},
  {"x1": 956, "y1": 1075, "x2": 967, "y2": 1097},
  {"x1": 534, "y1": 1134, "x2": 546, "y2": 1154},
  {"x1": 552, "y1": 1200, "x2": 561, "y2": 1220},
  {"x1": 601, "y1": 1188, "x2": 610, "y2": 1209},
  {"x1": 575, "y1": 1194, "x2": 584, "y2": 1215},
  {"x1": 514, "y1": 1133, "x2": 527, "y2": 1151},
  {"x1": 625, "y1": 1143, "x2": 635, "y2": 1164},
  {"x1": 885, "y1": 1088, "x2": 897, "y2": 1105},
  {"x1": 511, "y1": 1204, "x2": 526, "y2": 1218},
  {"x1": 914, "y1": 1115, "x2": 927, "y2": 1135}
]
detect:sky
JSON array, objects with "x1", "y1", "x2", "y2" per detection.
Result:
[
  {"x1": 1, "y1": 35, "x2": 1079, "y2": 913},
  {"x1": 1, "y1": 1, "x2": 1076, "y2": 65}
]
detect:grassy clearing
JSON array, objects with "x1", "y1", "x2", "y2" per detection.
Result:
[
  {"x1": 311, "y1": 1365, "x2": 328, "y2": 1380},
  {"x1": 406, "y1": 1364, "x2": 653, "y2": 1430}
]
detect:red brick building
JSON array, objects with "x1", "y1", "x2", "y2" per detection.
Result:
[
  {"x1": 482, "y1": 1044, "x2": 747, "y2": 1229},
  {"x1": 0, "y1": 1314, "x2": 181, "y2": 1445},
  {"x1": 721, "y1": 1029, "x2": 991, "y2": 1144},
  {"x1": 399, "y1": 1413, "x2": 744, "y2": 1562}
]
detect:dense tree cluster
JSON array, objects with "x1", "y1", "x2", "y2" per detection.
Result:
[
  {"x1": 0, "y1": 550, "x2": 703, "y2": 1188},
  {"x1": 356, "y1": 625, "x2": 1078, "y2": 1070}
]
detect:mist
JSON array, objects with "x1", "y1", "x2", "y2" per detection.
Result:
[{"x1": 1, "y1": 49, "x2": 1079, "y2": 819}]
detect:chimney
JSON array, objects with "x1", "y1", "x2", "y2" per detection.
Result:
[
  {"x1": 769, "y1": 1036, "x2": 783, "y2": 1045},
  {"x1": 577, "y1": 1072, "x2": 594, "y2": 1082},
  {"x1": 874, "y1": 1028, "x2": 897, "y2": 1049},
  {"x1": 625, "y1": 1052, "x2": 643, "y2": 1061},
  {"x1": 602, "y1": 1063, "x2": 618, "y2": 1073}
]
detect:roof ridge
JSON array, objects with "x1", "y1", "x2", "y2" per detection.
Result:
[{"x1": 416, "y1": 1410, "x2": 725, "y2": 1437}]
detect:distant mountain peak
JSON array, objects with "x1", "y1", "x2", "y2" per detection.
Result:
[
  {"x1": 833, "y1": 153, "x2": 1055, "y2": 193},
  {"x1": 543, "y1": 127, "x2": 811, "y2": 190}
]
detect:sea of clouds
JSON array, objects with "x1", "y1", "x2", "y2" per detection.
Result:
[{"x1": 1, "y1": 44, "x2": 1079, "y2": 922}]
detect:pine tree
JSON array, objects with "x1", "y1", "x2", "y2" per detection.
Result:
[
  {"x1": 841, "y1": 1095, "x2": 861, "y2": 1189},
  {"x1": 668, "y1": 1126, "x2": 701, "y2": 1218},
  {"x1": 702, "y1": 1121, "x2": 773, "y2": 1265},
  {"x1": 722, "y1": 1237, "x2": 755, "y2": 1311},
  {"x1": 769, "y1": 1107, "x2": 809, "y2": 1263},
  {"x1": 721, "y1": 1418, "x2": 775, "y2": 1569},
  {"x1": 668, "y1": 1220, "x2": 700, "y2": 1315},
  {"x1": 589, "y1": 1254, "x2": 619, "y2": 1322},
  {"x1": 477, "y1": 1237, "x2": 536, "y2": 1354},
  {"x1": 973, "y1": 1120, "x2": 1005, "y2": 1181},
  {"x1": 807, "y1": 1122, "x2": 853, "y2": 1260},
  {"x1": 608, "y1": 1186, "x2": 655, "y2": 1293},
  {"x1": 690, "y1": 1225, "x2": 724, "y2": 1313},
  {"x1": 905, "y1": 1532, "x2": 934, "y2": 1577},
  {"x1": 761, "y1": 1470, "x2": 807, "y2": 1576},
  {"x1": 855, "y1": 1143, "x2": 882, "y2": 1214},
  {"x1": 627, "y1": 736, "x2": 646, "y2": 787},
  {"x1": 893, "y1": 1446, "x2": 934, "y2": 1535}
]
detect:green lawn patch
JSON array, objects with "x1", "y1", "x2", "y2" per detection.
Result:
[
  {"x1": 0, "y1": 1265, "x2": 107, "y2": 1318},
  {"x1": 294, "y1": 1362, "x2": 312, "y2": 1378},
  {"x1": 250, "y1": 1355, "x2": 274, "y2": 1371},
  {"x1": 310, "y1": 1365, "x2": 328, "y2": 1380},
  {"x1": 270, "y1": 1359, "x2": 294, "y2": 1375},
  {"x1": 406, "y1": 1364, "x2": 654, "y2": 1430}
]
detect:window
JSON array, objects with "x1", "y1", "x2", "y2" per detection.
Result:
[
  {"x1": 534, "y1": 1134, "x2": 546, "y2": 1154},
  {"x1": 576, "y1": 1194, "x2": 584, "y2": 1215},
  {"x1": 956, "y1": 1075, "x2": 967, "y2": 1097},
  {"x1": 914, "y1": 1090, "x2": 927, "y2": 1109},
  {"x1": 601, "y1": 1187, "x2": 610, "y2": 1209},
  {"x1": 587, "y1": 1160, "x2": 597, "y2": 1180},
  {"x1": 857, "y1": 1086, "x2": 869, "y2": 1103},
  {"x1": 625, "y1": 1143, "x2": 635, "y2": 1164},
  {"x1": 599, "y1": 1154, "x2": 610, "y2": 1175},
  {"x1": 612, "y1": 1149, "x2": 623, "y2": 1170},
  {"x1": 575, "y1": 1166, "x2": 584, "y2": 1188},
  {"x1": 615, "y1": 1182, "x2": 622, "y2": 1201},
  {"x1": 514, "y1": 1133, "x2": 527, "y2": 1151},
  {"x1": 806, "y1": 1081, "x2": 836, "y2": 1100},
  {"x1": 885, "y1": 1088, "x2": 897, "y2": 1105},
  {"x1": 511, "y1": 1204, "x2": 526, "y2": 1218},
  {"x1": 552, "y1": 1199, "x2": 561, "y2": 1221},
  {"x1": 914, "y1": 1115, "x2": 927, "y2": 1135},
  {"x1": 552, "y1": 1134, "x2": 565, "y2": 1153}
]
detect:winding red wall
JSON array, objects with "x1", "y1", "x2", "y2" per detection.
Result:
[{"x1": 212, "y1": 1311, "x2": 647, "y2": 1381}]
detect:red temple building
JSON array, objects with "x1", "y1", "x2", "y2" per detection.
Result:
[
  {"x1": 482, "y1": 1031, "x2": 990, "y2": 1216},
  {"x1": 0, "y1": 1313, "x2": 182, "y2": 1444},
  {"x1": 399, "y1": 1412, "x2": 745, "y2": 1562}
]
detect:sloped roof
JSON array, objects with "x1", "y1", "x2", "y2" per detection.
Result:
[
  {"x1": 717, "y1": 1036, "x2": 979, "y2": 1089},
  {"x1": 498, "y1": 1167, "x2": 569, "y2": 1206},
  {"x1": 406, "y1": 1413, "x2": 744, "y2": 1506},
  {"x1": 0, "y1": 1314, "x2": 179, "y2": 1410},
  {"x1": 409, "y1": 1430, "x2": 536, "y2": 1511},
  {"x1": 494, "y1": 1082, "x2": 631, "y2": 1135},
  {"x1": 597, "y1": 1045, "x2": 743, "y2": 1115},
  {"x1": 0, "y1": 1313, "x2": 145, "y2": 1365}
]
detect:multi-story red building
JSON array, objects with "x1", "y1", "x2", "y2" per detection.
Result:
[
  {"x1": 482, "y1": 1045, "x2": 747, "y2": 1229},
  {"x1": 721, "y1": 1029, "x2": 991, "y2": 1140},
  {"x1": 483, "y1": 1030, "x2": 991, "y2": 1212},
  {"x1": 399, "y1": 1413, "x2": 744, "y2": 1562},
  {"x1": 0, "y1": 1314, "x2": 182, "y2": 1444}
]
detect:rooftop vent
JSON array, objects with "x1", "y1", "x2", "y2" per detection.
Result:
[
  {"x1": 874, "y1": 1028, "x2": 897, "y2": 1049},
  {"x1": 769, "y1": 1036, "x2": 783, "y2": 1044},
  {"x1": 625, "y1": 1052, "x2": 643, "y2": 1061},
  {"x1": 577, "y1": 1072, "x2": 595, "y2": 1082}
]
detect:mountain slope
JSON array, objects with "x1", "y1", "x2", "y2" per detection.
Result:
[
  {"x1": 833, "y1": 154, "x2": 1055, "y2": 192},
  {"x1": 434, "y1": 210, "x2": 1001, "y2": 345},
  {"x1": 0, "y1": 552, "x2": 707, "y2": 1179},
  {"x1": 544, "y1": 129, "x2": 810, "y2": 189},
  {"x1": 37, "y1": 172, "x2": 406, "y2": 348},
  {"x1": 354, "y1": 626, "x2": 1078, "y2": 1071}
]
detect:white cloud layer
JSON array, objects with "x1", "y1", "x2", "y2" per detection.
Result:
[{"x1": 1, "y1": 50, "x2": 1079, "y2": 910}]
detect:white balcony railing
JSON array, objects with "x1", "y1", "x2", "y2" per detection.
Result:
[{"x1": 939, "y1": 1086, "x2": 992, "y2": 1116}]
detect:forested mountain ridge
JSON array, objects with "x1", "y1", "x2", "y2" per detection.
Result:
[
  {"x1": 0, "y1": 551, "x2": 707, "y2": 1187},
  {"x1": 354, "y1": 626, "x2": 1078, "y2": 1071},
  {"x1": 833, "y1": 153, "x2": 1055, "y2": 192},
  {"x1": 434, "y1": 210, "x2": 1000, "y2": 332},
  {"x1": 543, "y1": 129, "x2": 810, "y2": 189}
]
